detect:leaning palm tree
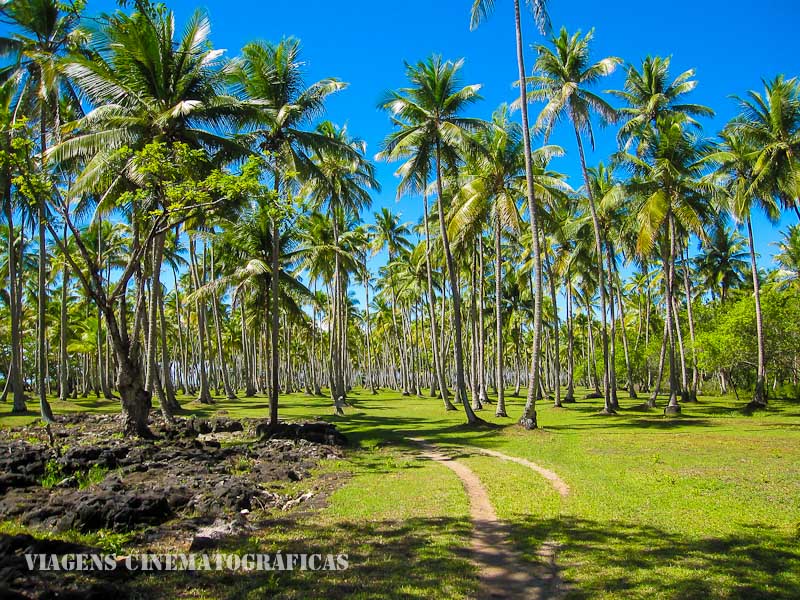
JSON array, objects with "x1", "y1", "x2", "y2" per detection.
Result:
[
  {"x1": 48, "y1": 6, "x2": 248, "y2": 435},
  {"x1": 229, "y1": 37, "x2": 348, "y2": 427},
  {"x1": 378, "y1": 56, "x2": 487, "y2": 424},
  {"x1": 470, "y1": 0, "x2": 550, "y2": 429},
  {"x1": 706, "y1": 129, "x2": 780, "y2": 408},
  {"x1": 525, "y1": 27, "x2": 621, "y2": 414}
]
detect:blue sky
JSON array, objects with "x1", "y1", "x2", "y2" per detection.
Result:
[
  {"x1": 7, "y1": 0, "x2": 800, "y2": 291},
  {"x1": 97, "y1": 0, "x2": 797, "y2": 264}
]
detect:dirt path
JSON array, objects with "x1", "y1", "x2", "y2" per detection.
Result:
[
  {"x1": 467, "y1": 448, "x2": 570, "y2": 498},
  {"x1": 408, "y1": 438, "x2": 561, "y2": 599}
]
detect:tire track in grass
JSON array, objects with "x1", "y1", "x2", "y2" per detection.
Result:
[{"x1": 408, "y1": 437, "x2": 562, "y2": 599}]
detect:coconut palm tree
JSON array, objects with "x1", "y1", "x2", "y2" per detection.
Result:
[
  {"x1": 774, "y1": 225, "x2": 800, "y2": 288},
  {"x1": 228, "y1": 37, "x2": 348, "y2": 426},
  {"x1": 369, "y1": 208, "x2": 413, "y2": 396},
  {"x1": 706, "y1": 129, "x2": 780, "y2": 407},
  {"x1": 694, "y1": 224, "x2": 748, "y2": 302},
  {"x1": 611, "y1": 56, "x2": 714, "y2": 149},
  {"x1": 0, "y1": 0, "x2": 84, "y2": 421},
  {"x1": 622, "y1": 115, "x2": 709, "y2": 413},
  {"x1": 304, "y1": 121, "x2": 378, "y2": 408},
  {"x1": 470, "y1": 0, "x2": 550, "y2": 429},
  {"x1": 378, "y1": 55, "x2": 486, "y2": 424},
  {"x1": 731, "y1": 76, "x2": 800, "y2": 220},
  {"x1": 525, "y1": 27, "x2": 621, "y2": 413}
]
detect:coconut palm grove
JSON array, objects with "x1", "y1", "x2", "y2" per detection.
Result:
[{"x1": 0, "y1": 0, "x2": 799, "y2": 598}]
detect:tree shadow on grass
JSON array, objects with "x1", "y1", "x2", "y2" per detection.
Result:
[
  {"x1": 506, "y1": 515, "x2": 800, "y2": 600},
  {"x1": 127, "y1": 516, "x2": 477, "y2": 600}
]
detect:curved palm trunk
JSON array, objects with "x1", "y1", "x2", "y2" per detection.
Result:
[
  {"x1": 435, "y1": 142, "x2": 479, "y2": 423},
  {"x1": 572, "y1": 122, "x2": 613, "y2": 414},
  {"x1": 747, "y1": 217, "x2": 767, "y2": 406},
  {"x1": 515, "y1": 0, "x2": 544, "y2": 430}
]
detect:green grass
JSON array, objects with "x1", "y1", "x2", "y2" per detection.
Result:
[{"x1": 3, "y1": 387, "x2": 800, "y2": 598}]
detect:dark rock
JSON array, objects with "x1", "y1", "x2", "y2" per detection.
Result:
[{"x1": 256, "y1": 421, "x2": 348, "y2": 446}]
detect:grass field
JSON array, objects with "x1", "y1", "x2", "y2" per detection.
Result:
[{"x1": 2, "y1": 388, "x2": 800, "y2": 599}]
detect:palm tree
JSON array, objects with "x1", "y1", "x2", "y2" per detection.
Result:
[
  {"x1": 470, "y1": 0, "x2": 550, "y2": 429},
  {"x1": 732, "y1": 76, "x2": 800, "y2": 221},
  {"x1": 706, "y1": 129, "x2": 780, "y2": 407},
  {"x1": 1, "y1": 0, "x2": 83, "y2": 421},
  {"x1": 623, "y1": 116, "x2": 709, "y2": 413},
  {"x1": 48, "y1": 6, "x2": 249, "y2": 435},
  {"x1": 369, "y1": 208, "x2": 413, "y2": 396},
  {"x1": 526, "y1": 27, "x2": 621, "y2": 413},
  {"x1": 451, "y1": 105, "x2": 569, "y2": 415},
  {"x1": 774, "y1": 225, "x2": 800, "y2": 288},
  {"x1": 378, "y1": 55, "x2": 486, "y2": 424},
  {"x1": 304, "y1": 122, "x2": 378, "y2": 408},
  {"x1": 694, "y1": 224, "x2": 748, "y2": 302},
  {"x1": 611, "y1": 56, "x2": 714, "y2": 149},
  {"x1": 229, "y1": 37, "x2": 347, "y2": 426}
]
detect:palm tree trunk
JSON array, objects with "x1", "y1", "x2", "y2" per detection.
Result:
[
  {"x1": 190, "y1": 235, "x2": 213, "y2": 404},
  {"x1": 663, "y1": 213, "x2": 681, "y2": 414},
  {"x1": 564, "y1": 280, "x2": 576, "y2": 402},
  {"x1": 544, "y1": 246, "x2": 562, "y2": 407},
  {"x1": 210, "y1": 241, "x2": 236, "y2": 399},
  {"x1": 4, "y1": 182, "x2": 26, "y2": 413},
  {"x1": 681, "y1": 245, "x2": 699, "y2": 401},
  {"x1": 37, "y1": 117, "x2": 54, "y2": 422},
  {"x1": 515, "y1": 0, "x2": 544, "y2": 430},
  {"x1": 423, "y1": 191, "x2": 454, "y2": 409},
  {"x1": 435, "y1": 142, "x2": 479, "y2": 424},
  {"x1": 270, "y1": 215, "x2": 281, "y2": 423},
  {"x1": 495, "y1": 210, "x2": 507, "y2": 416},
  {"x1": 572, "y1": 121, "x2": 613, "y2": 414},
  {"x1": 747, "y1": 216, "x2": 767, "y2": 406}
]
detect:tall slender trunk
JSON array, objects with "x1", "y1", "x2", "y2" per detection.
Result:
[
  {"x1": 544, "y1": 246, "x2": 561, "y2": 407},
  {"x1": 516, "y1": 0, "x2": 544, "y2": 430},
  {"x1": 210, "y1": 241, "x2": 236, "y2": 399},
  {"x1": 681, "y1": 245, "x2": 699, "y2": 402},
  {"x1": 564, "y1": 280, "x2": 576, "y2": 402},
  {"x1": 423, "y1": 190, "x2": 454, "y2": 409},
  {"x1": 4, "y1": 181, "x2": 26, "y2": 412},
  {"x1": 435, "y1": 142, "x2": 478, "y2": 423},
  {"x1": 190, "y1": 235, "x2": 212, "y2": 404},
  {"x1": 38, "y1": 116, "x2": 54, "y2": 421},
  {"x1": 747, "y1": 217, "x2": 767, "y2": 406},
  {"x1": 363, "y1": 263, "x2": 377, "y2": 394},
  {"x1": 477, "y1": 236, "x2": 489, "y2": 404},
  {"x1": 663, "y1": 213, "x2": 681, "y2": 414},
  {"x1": 573, "y1": 121, "x2": 613, "y2": 413},
  {"x1": 59, "y1": 236, "x2": 70, "y2": 402},
  {"x1": 495, "y1": 211, "x2": 507, "y2": 417}
]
